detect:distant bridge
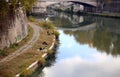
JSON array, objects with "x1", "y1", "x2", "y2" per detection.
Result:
[
  {"x1": 32, "y1": 0, "x2": 98, "y2": 13},
  {"x1": 38, "y1": 0, "x2": 97, "y2": 7}
]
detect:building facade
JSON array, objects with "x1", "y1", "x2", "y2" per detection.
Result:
[
  {"x1": 97, "y1": 0, "x2": 120, "y2": 13},
  {"x1": 105, "y1": 0, "x2": 120, "y2": 13}
]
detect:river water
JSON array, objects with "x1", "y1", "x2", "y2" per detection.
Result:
[{"x1": 33, "y1": 12, "x2": 120, "y2": 77}]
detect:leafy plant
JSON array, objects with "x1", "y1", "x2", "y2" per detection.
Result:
[
  {"x1": 0, "y1": 0, "x2": 38, "y2": 18},
  {"x1": 28, "y1": 16, "x2": 36, "y2": 22},
  {"x1": 0, "y1": 49, "x2": 7, "y2": 56},
  {"x1": 38, "y1": 21, "x2": 54, "y2": 29},
  {"x1": 53, "y1": 30, "x2": 60, "y2": 39},
  {"x1": 10, "y1": 43, "x2": 18, "y2": 49},
  {"x1": 42, "y1": 22, "x2": 54, "y2": 29}
]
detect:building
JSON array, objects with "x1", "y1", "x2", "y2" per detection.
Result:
[
  {"x1": 97, "y1": 0, "x2": 120, "y2": 13},
  {"x1": 104, "y1": 0, "x2": 120, "y2": 13},
  {"x1": 32, "y1": 0, "x2": 47, "y2": 14}
]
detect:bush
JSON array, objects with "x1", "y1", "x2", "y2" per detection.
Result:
[
  {"x1": 0, "y1": 49, "x2": 7, "y2": 56},
  {"x1": 28, "y1": 16, "x2": 36, "y2": 22},
  {"x1": 38, "y1": 21, "x2": 54, "y2": 29},
  {"x1": 20, "y1": 69, "x2": 33, "y2": 77},
  {"x1": 42, "y1": 22, "x2": 54, "y2": 29},
  {"x1": 38, "y1": 57, "x2": 46, "y2": 65},
  {"x1": 10, "y1": 43, "x2": 18, "y2": 49},
  {"x1": 47, "y1": 50, "x2": 54, "y2": 54},
  {"x1": 53, "y1": 30, "x2": 60, "y2": 39}
]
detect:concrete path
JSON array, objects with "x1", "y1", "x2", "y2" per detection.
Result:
[{"x1": 0, "y1": 23, "x2": 40, "y2": 64}]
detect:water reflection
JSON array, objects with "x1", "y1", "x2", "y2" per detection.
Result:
[
  {"x1": 36, "y1": 12, "x2": 120, "y2": 77},
  {"x1": 50, "y1": 12, "x2": 95, "y2": 29},
  {"x1": 50, "y1": 12, "x2": 120, "y2": 57},
  {"x1": 43, "y1": 55, "x2": 120, "y2": 77},
  {"x1": 41, "y1": 30, "x2": 120, "y2": 77}
]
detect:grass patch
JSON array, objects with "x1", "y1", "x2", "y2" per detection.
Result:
[
  {"x1": 37, "y1": 21, "x2": 59, "y2": 40},
  {"x1": 38, "y1": 57, "x2": 46, "y2": 65},
  {"x1": 37, "y1": 21, "x2": 54, "y2": 29},
  {"x1": 0, "y1": 19, "x2": 59, "y2": 77},
  {"x1": 20, "y1": 69, "x2": 33, "y2": 77},
  {"x1": 47, "y1": 50, "x2": 54, "y2": 54}
]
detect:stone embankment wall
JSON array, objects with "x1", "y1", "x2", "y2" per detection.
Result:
[{"x1": 0, "y1": 8, "x2": 28, "y2": 49}]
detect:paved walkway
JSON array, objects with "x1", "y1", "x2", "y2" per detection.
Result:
[{"x1": 0, "y1": 23, "x2": 40, "y2": 64}]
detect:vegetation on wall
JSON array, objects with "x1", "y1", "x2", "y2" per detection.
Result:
[
  {"x1": 0, "y1": 0, "x2": 38, "y2": 36},
  {"x1": 0, "y1": 0, "x2": 37, "y2": 17}
]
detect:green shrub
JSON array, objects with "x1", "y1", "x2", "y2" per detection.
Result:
[
  {"x1": 0, "y1": 49, "x2": 7, "y2": 56},
  {"x1": 39, "y1": 21, "x2": 54, "y2": 29},
  {"x1": 38, "y1": 57, "x2": 46, "y2": 65},
  {"x1": 28, "y1": 16, "x2": 36, "y2": 22},
  {"x1": 20, "y1": 69, "x2": 33, "y2": 77},
  {"x1": 44, "y1": 22, "x2": 54, "y2": 29},
  {"x1": 53, "y1": 30, "x2": 60, "y2": 39},
  {"x1": 10, "y1": 43, "x2": 18, "y2": 49}
]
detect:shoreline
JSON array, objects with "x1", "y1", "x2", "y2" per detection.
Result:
[
  {"x1": 17, "y1": 21, "x2": 59, "y2": 77},
  {"x1": 54, "y1": 9, "x2": 120, "y2": 18},
  {"x1": 80, "y1": 12, "x2": 120, "y2": 18},
  {"x1": 16, "y1": 35, "x2": 56, "y2": 77},
  {"x1": 0, "y1": 20, "x2": 59, "y2": 77}
]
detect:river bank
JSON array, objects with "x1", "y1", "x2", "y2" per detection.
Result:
[
  {"x1": 79, "y1": 12, "x2": 120, "y2": 18},
  {"x1": 0, "y1": 18, "x2": 59, "y2": 77},
  {"x1": 54, "y1": 8, "x2": 120, "y2": 18}
]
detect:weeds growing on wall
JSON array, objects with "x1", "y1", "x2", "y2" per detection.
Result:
[{"x1": 0, "y1": 0, "x2": 38, "y2": 30}]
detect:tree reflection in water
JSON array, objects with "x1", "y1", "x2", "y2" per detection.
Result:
[
  {"x1": 64, "y1": 25, "x2": 120, "y2": 57},
  {"x1": 32, "y1": 12, "x2": 120, "y2": 77},
  {"x1": 50, "y1": 12, "x2": 120, "y2": 57}
]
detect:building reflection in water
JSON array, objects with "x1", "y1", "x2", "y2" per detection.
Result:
[
  {"x1": 50, "y1": 12, "x2": 120, "y2": 57},
  {"x1": 31, "y1": 11, "x2": 120, "y2": 77}
]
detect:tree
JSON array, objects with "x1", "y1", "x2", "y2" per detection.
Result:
[
  {"x1": 0, "y1": 0, "x2": 38, "y2": 18},
  {"x1": 0, "y1": 0, "x2": 38, "y2": 34},
  {"x1": 0, "y1": 0, "x2": 10, "y2": 17}
]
